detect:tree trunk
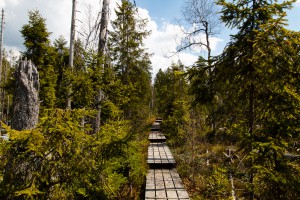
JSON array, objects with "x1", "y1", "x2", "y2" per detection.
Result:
[
  {"x1": 0, "y1": 9, "x2": 4, "y2": 124},
  {"x1": 12, "y1": 58, "x2": 39, "y2": 130},
  {"x1": 66, "y1": 0, "x2": 76, "y2": 109},
  {"x1": 92, "y1": 0, "x2": 110, "y2": 134}
]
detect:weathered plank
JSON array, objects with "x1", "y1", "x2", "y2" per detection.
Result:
[
  {"x1": 147, "y1": 143, "x2": 176, "y2": 168},
  {"x1": 145, "y1": 169, "x2": 190, "y2": 200},
  {"x1": 149, "y1": 131, "x2": 166, "y2": 142},
  {"x1": 155, "y1": 119, "x2": 163, "y2": 123},
  {"x1": 151, "y1": 122, "x2": 161, "y2": 131}
]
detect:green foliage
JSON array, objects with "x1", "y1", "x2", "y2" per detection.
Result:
[
  {"x1": 0, "y1": 109, "x2": 147, "y2": 199},
  {"x1": 20, "y1": 10, "x2": 58, "y2": 109},
  {"x1": 108, "y1": 0, "x2": 152, "y2": 120},
  {"x1": 154, "y1": 1, "x2": 300, "y2": 198},
  {"x1": 68, "y1": 68, "x2": 96, "y2": 109},
  {"x1": 204, "y1": 167, "x2": 231, "y2": 199},
  {"x1": 20, "y1": 10, "x2": 51, "y2": 66},
  {"x1": 154, "y1": 62, "x2": 188, "y2": 118},
  {"x1": 213, "y1": 0, "x2": 300, "y2": 198},
  {"x1": 0, "y1": 50, "x2": 16, "y2": 124},
  {"x1": 188, "y1": 56, "x2": 214, "y2": 105},
  {"x1": 38, "y1": 62, "x2": 57, "y2": 108},
  {"x1": 53, "y1": 35, "x2": 69, "y2": 108},
  {"x1": 154, "y1": 62, "x2": 190, "y2": 144}
]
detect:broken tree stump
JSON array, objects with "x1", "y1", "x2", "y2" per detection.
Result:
[{"x1": 12, "y1": 58, "x2": 39, "y2": 130}]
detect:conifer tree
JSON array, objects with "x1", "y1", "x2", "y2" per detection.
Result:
[
  {"x1": 20, "y1": 10, "x2": 57, "y2": 108},
  {"x1": 216, "y1": 0, "x2": 300, "y2": 198},
  {"x1": 53, "y1": 36, "x2": 69, "y2": 108},
  {"x1": 154, "y1": 62, "x2": 189, "y2": 141},
  {"x1": 108, "y1": 0, "x2": 152, "y2": 120}
]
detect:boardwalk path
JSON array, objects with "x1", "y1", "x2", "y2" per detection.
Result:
[{"x1": 145, "y1": 119, "x2": 190, "y2": 200}]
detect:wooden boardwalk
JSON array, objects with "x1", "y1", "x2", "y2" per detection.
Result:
[
  {"x1": 145, "y1": 169, "x2": 190, "y2": 200},
  {"x1": 151, "y1": 122, "x2": 161, "y2": 131},
  {"x1": 147, "y1": 142, "x2": 176, "y2": 168},
  {"x1": 146, "y1": 119, "x2": 190, "y2": 200},
  {"x1": 149, "y1": 131, "x2": 166, "y2": 142}
]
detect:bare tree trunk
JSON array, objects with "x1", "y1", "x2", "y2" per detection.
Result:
[
  {"x1": 230, "y1": 171, "x2": 237, "y2": 200},
  {"x1": 1, "y1": 60, "x2": 7, "y2": 122},
  {"x1": 98, "y1": 0, "x2": 110, "y2": 57},
  {"x1": 92, "y1": 0, "x2": 110, "y2": 134},
  {"x1": 6, "y1": 96, "x2": 9, "y2": 124},
  {"x1": 67, "y1": 0, "x2": 77, "y2": 109},
  {"x1": 12, "y1": 58, "x2": 39, "y2": 130},
  {"x1": 229, "y1": 149, "x2": 237, "y2": 200},
  {"x1": 0, "y1": 9, "x2": 4, "y2": 126}
]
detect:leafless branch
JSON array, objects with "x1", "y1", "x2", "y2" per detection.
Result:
[{"x1": 171, "y1": 0, "x2": 221, "y2": 58}]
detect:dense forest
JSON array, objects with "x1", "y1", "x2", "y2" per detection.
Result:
[{"x1": 0, "y1": 0, "x2": 299, "y2": 199}]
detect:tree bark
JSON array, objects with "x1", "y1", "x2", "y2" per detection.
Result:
[
  {"x1": 66, "y1": 0, "x2": 76, "y2": 109},
  {"x1": 92, "y1": 0, "x2": 110, "y2": 134},
  {"x1": 12, "y1": 58, "x2": 39, "y2": 130}
]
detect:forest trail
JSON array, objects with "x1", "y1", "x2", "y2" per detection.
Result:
[{"x1": 145, "y1": 120, "x2": 190, "y2": 200}]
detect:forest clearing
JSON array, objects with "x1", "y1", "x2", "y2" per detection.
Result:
[{"x1": 0, "y1": 0, "x2": 300, "y2": 199}]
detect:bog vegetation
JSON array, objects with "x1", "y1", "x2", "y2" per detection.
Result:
[{"x1": 0, "y1": 0, "x2": 299, "y2": 199}]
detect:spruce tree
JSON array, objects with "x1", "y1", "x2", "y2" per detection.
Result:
[
  {"x1": 53, "y1": 36, "x2": 69, "y2": 108},
  {"x1": 154, "y1": 62, "x2": 189, "y2": 142},
  {"x1": 108, "y1": 0, "x2": 152, "y2": 120},
  {"x1": 216, "y1": 0, "x2": 300, "y2": 198},
  {"x1": 20, "y1": 10, "x2": 57, "y2": 108}
]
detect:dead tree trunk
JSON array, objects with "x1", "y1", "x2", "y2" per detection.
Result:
[
  {"x1": 12, "y1": 58, "x2": 39, "y2": 130},
  {"x1": 66, "y1": 0, "x2": 77, "y2": 109},
  {"x1": 92, "y1": 0, "x2": 110, "y2": 134},
  {"x1": 0, "y1": 9, "x2": 5, "y2": 123}
]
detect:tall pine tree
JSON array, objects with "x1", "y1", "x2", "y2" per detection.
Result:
[
  {"x1": 108, "y1": 0, "x2": 152, "y2": 120},
  {"x1": 216, "y1": 0, "x2": 300, "y2": 198}
]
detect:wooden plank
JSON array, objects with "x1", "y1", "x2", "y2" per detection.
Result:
[
  {"x1": 147, "y1": 143, "x2": 176, "y2": 168},
  {"x1": 151, "y1": 122, "x2": 161, "y2": 131},
  {"x1": 177, "y1": 190, "x2": 190, "y2": 199},
  {"x1": 149, "y1": 131, "x2": 166, "y2": 142},
  {"x1": 145, "y1": 169, "x2": 190, "y2": 200},
  {"x1": 156, "y1": 190, "x2": 167, "y2": 198},
  {"x1": 167, "y1": 190, "x2": 178, "y2": 198},
  {"x1": 145, "y1": 190, "x2": 155, "y2": 199},
  {"x1": 145, "y1": 169, "x2": 156, "y2": 199},
  {"x1": 170, "y1": 169, "x2": 185, "y2": 190}
]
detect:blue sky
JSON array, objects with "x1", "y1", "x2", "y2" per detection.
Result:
[
  {"x1": 136, "y1": 0, "x2": 300, "y2": 51},
  {"x1": 1, "y1": 0, "x2": 300, "y2": 78},
  {"x1": 135, "y1": 0, "x2": 184, "y2": 23}
]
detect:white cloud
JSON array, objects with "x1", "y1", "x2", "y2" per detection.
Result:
[
  {"x1": 137, "y1": 7, "x2": 222, "y2": 80},
  {"x1": 137, "y1": 8, "x2": 196, "y2": 78},
  {"x1": 144, "y1": 21, "x2": 198, "y2": 78},
  {"x1": 1, "y1": 0, "x2": 223, "y2": 80},
  {"x1": 2, "y1": 0, "x2": 112, "y2": 51},
  {"x1": 296, "y1": 0, "x2": 300, "y2": 6}
]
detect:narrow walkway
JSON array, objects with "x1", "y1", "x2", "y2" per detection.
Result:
[
  {"x1": 147, "y1": 142, "x2": 175, "y2": 168},
  {"x1": 145, "y1": 119, "x2": 190, "y2": 200}
]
